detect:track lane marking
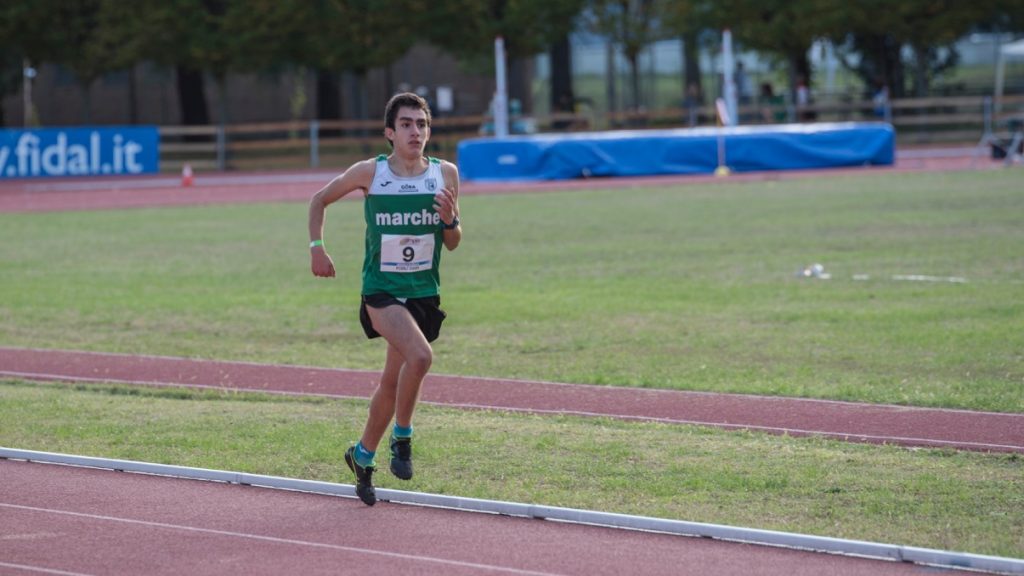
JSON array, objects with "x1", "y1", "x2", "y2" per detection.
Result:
[
  {"x1": 2, "y1": 370, "x2": 1021, "y2": 453},
  {"x1": 0, "y1": 503, "x2": 562, "y2": 576},
  {"x1": 0, "y1": 561, "x2": 95, "y2": 576}
]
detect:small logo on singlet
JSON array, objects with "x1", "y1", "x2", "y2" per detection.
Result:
[
  {"x1": 380, "y1": 180, "x2": 392, "y2": 187},
  {"x1": 426, "y1": 178, "x2": 437, "y2": 192},
  {"x1": 401, "y1": 184, "x2": 418, "y2": 191}
]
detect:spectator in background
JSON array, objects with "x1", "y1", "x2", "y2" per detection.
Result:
[
  {"x1": 684, "y1": 82, "x2": 702, "y2": 127},
  {"x1": 796, "y1": 75, "x2": 815, "y2": 121},
  {"x1": 872, "y1": 80, "x2": 890, "y2": 119},
  {"x1": 735, "y1": 62, "x2": 752, "y2": 105},
  {"x1": 759, "y1": 82, "x2": 784, "y2": 123}
]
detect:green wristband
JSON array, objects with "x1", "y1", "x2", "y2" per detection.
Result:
[{"x1": 309, "y1": 239, "x2": 324, "y2": 249}]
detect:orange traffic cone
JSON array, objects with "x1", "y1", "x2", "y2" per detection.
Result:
[{"x1": 181, "y1": 163, "x2": 194, "y2": 187}]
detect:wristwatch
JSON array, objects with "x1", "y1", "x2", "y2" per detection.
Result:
[{"x1": 443, "y1": 216, "x2": 460, "y2": 230}]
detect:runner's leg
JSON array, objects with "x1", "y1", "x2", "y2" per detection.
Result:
[
  {"x1": 359, "y1": 341, "x2": 404, "y2": 452},
  {"x1": 362, "y1": 304, "x2": 432, "y2": 448}
]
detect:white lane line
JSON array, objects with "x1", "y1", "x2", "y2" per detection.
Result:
[
  {"x1": 0, "y1": 503, "x2": 562, "y2": 576},
  {"x1": 429, "y1": 403, "x2": 1024, "y2": 453},
  {"x1": 2, "y1": 370, "x2": 1021, "y2": 453},
  {"x1": 0, "y1": 562, "x2": 95, "y2": 576},
  {"x1": 2, "y1": 344, "x2": 1019, "y2": 416},
  {"x1": 4, "y1": 450, "x2": 1022, "y2": 575}
]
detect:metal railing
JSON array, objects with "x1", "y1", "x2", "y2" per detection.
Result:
[{"x1": 158, "y1": 95, "x2": 1024, "y2": 172}]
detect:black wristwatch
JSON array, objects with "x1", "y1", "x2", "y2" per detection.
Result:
[{"x1": 443, "y1": 216, "x2": 460, "y2": 230}]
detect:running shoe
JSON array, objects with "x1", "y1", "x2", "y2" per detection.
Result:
[
  {"x1": 344, "y1": 446, "x2": 377, "y2": 506},
  {"x1": 389, "y1": 436, "x2": 413, "y2": 480}
]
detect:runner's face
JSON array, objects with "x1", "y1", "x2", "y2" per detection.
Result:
[{"x1": 387, "y1": 106, "x2": 429, "y2": 155}]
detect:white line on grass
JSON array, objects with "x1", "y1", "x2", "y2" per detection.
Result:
[
  {"x1": 2, "y1": 369, "x2": 1021, "y2": 453},
  {"x1": 2, "y1": 345, "x2": 1017, "y2": 417}
]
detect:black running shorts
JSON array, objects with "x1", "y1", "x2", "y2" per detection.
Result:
[{"x1": 359, "y1": 293, "x2": 446, "y2": 343}]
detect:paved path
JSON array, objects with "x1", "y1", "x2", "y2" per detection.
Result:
[
  {"x1": 2, "y1": 347, "x2": 1022, "y2": 453},
  {"x1": 0, "y1": 459, "x2": 975, "y2": 576}
]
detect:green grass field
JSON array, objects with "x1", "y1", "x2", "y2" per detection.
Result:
[
  {"x1": 1, "y1": 170, "x2": 1021, "y2": 410},
  {"x1": 1, "y1": 168, "x2": 1022, "y2": 557},
  {"x1": 2, "y1": 380, "x2": 1021, "y2": 558}
]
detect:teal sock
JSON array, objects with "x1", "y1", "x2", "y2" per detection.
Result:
[
  {"x1": 354, "y1": 441, "x2": 375, "y2": 467},
  {"x1": 392, "y1": 423, "x2": 413, "y2": 439}
]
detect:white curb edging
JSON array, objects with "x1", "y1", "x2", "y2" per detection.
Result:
[{"x1": 2, "y1": 447, "x2": 1021, "y2": 575}]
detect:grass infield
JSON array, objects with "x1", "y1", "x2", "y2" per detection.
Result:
[
  {"x1": 1, "y1": 380, "x2": 1021, "y2": 558},
  {"x1": 0, "y1": 170, "x2": 1021, "y2": 410},
  {"x1": 0, "y1": 169, "x2": 1021, "y2": 558}
]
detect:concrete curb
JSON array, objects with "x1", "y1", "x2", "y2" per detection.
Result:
[{"x1": 2, "y1": 447, "x2": 1020, "y2": 575}]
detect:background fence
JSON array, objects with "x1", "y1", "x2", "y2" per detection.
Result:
[{"x1": 160, "y1": 95, "x2": 1024, "y2": 173}]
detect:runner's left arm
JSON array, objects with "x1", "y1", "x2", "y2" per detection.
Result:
[{"x1": 436, "y1": 161, "x2": 461, "y2": 251}]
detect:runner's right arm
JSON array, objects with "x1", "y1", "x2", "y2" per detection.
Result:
[{"x1": 308, "y1": 159, "x2": 376, "y2": 278}]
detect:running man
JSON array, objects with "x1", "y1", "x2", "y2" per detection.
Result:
[{"x1": 308, "y1": 92, "x2": 462, "y2": 506}]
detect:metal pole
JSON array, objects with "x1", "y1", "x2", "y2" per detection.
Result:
[
  {"x1": 216, "y1": 125, "x2": 226, "y2": 171},
  {"x1": 310, "y1": 119, "x2": 319, "y2": 169},
  {"x1": 493, "y1": 36, "x2": 509, "y2": 138},
  {"x1": 23, "y1": 59, "x2": 36, "y2": 127},
  {"x1": 721, "y1": 30, "x2": 737, "y2": 127},
  {"x1": 982, "y1": 96, "x2": 992, "y2": 136}
]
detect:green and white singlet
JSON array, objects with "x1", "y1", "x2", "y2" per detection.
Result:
[{"x1": 361, "y1": 155, "x2": 446, "y2": 298}]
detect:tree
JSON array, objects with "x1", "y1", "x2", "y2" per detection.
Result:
[
  {"x1": 111, "y1": 0, "x2": 235, "y2": 126},
  {"x1": 833, "y1": 0, "x2": 997, "y2": 98},
  {"x1": 302, "y1": 0, "x2": 425, "y2": 121},
  {"x1": 661, "y1": 0, "x2": 716, "y2": 106},
  {"x1": 549, "y1": 33, "x2": 575, "y2": 114},
  {"x1": 585, "y1": 0, "x2": 665, "y2": 112},
  {"x1": 0, "y1": 7, "x2": 26, "y2": 126},
  {"x1": 710, "y1": 0, "x2": 846, "y2": 104},
  {"x1": 425, "y1": 0, "x2": 584, "y2": 113},
  {"x1": 0, "y1": 0, "x2": 130, "y2": 123}
]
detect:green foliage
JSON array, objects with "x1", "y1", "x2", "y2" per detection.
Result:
[
  {"x1": 584, "y1": 0, "x2": 666, "y2": 109},
  {"x1": 424, "y1": 0, "x2": 586, "y2": 71},
  {"x1": 1, "y1": 0, "x2": 1021, "y2": 118},
  {"x1": 831, "y1": 0, "x2": 1001, "y2": 97}
]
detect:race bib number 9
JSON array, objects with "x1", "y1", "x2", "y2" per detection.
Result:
[{"x1": 380, "y1": 233, "x2": 435, "y2": 273}]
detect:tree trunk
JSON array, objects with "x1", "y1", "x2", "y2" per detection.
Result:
[
  {"x1": 629, "y1": 54, "x2": 641, "y2": 112},
  {"x1": 912, "y1": 44, "x2": 929, "y2": 97},
  {"x1": 549, "y1": 35, "x2": 574, "y2": 113},
  {"x1": 316, "y1": 69, "x2": 341, "y2": 136},
  {"x1": 683, "y1": 31, "x2": 702, "y2": 105},
  {"x1": 128, "y1": 66, "x2": 138, "y2": 124},
  {"x1": 79, "y1": 82, "x2": 92, "y2": 124},
  {"x1": 508, "y1": 57, "x2": 529, "y2": 115},
  {"x1": 606, "y1": 40, "x2": 617, "y2": 121},
  {"x1": 175, "y1": 65, "x2": 209, "y2": 126}
]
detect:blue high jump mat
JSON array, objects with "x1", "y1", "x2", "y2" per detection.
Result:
[{"x1": 457, "y1": 122, "x2": 894, "y2": 182}]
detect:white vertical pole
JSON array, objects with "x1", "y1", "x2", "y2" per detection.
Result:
[
  {"x1": 994, "y1": 37, "x2": 1005, "y2": 115},
  {"x1": 23, "y1": 59, "x2": 36, "y2": 127},
  {"x1": 722, "y1": 30, "x2": 737, "y2": 127},
  {"x1": 494, "y1": 36, "x2": 509, "y2": 138}
]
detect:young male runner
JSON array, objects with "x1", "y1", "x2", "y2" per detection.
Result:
[{"x1": 308, "y1": 92, "x2": 462, "y2": 506}]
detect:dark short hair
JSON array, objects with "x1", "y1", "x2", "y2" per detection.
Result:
[{"x1": 384, "y1": 92, "x2": 432, "y2": 133}]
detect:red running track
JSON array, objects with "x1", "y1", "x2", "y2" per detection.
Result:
[
  {"x1": 0, "y1": 459, "x2": 976, "y2": 576},
  {"x1": 2, "y1": 347, "x2": 1022, "y2": 453},
  {"x1": 0, "y1": 150, "x2": 1003, "y2": 215}
]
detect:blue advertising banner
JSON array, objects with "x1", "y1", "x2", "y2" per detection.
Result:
[{"x1": 0, "y1": 126, "x2": 159, "y2": 178}]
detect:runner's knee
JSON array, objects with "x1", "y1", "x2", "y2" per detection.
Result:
[{"x1": 405, "y1": 345, "x2": 433, "y2": 375}]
